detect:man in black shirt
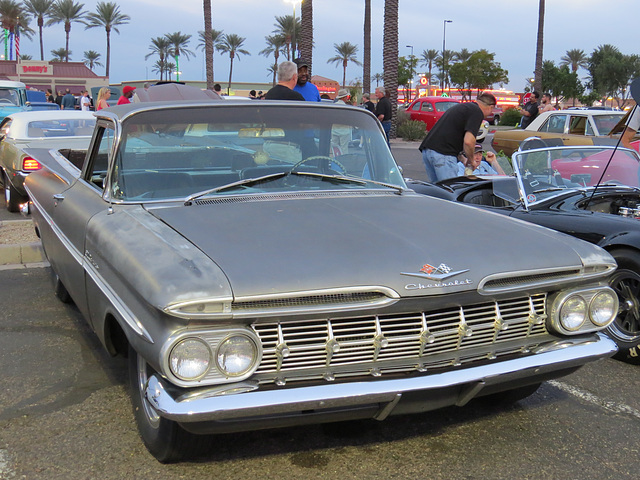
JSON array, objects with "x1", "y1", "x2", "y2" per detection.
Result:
[
  {"x1": 375, "y1": 87, "x2": 392, "y2": 146},
  {"x1": 362, "y1": 93, "x2": 376, "y2": 114},
  {"x1": 519, "y1": 91, "x2": 539, "y2": 129},
  {"x1": 418, "y1": 92, "x2": 497, "y2": 181},
  {"x1": 265, "y1": 61, "x2": 305, "y2": 101}
]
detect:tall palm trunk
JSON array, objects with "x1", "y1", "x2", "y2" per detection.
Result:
[
  {"x1": 534, "y1": 0, "x2": 545, "y2": 93},
  {"x1": 203, "y1": 0, "x2": 214, "y2": 90},
  {"x1": 300, "y1": 0, "x2": 313, "y2": 72},
  {"x1": 363, "y1": 0, "x2": 371, "y2": 95},
  {"x1": 273, "y1": 50, "x2": 279, "y2": 86},
  {"x1": 105, "y1": 27, "x2": 111, "y2": 77},
  {"x1": 38, "y1": 18, "x2": 44, "y2": 61},
  {"x1": 65, "y1": 22, "x2": 70, "y2": 61},
  {"x1": 228, "y1": 52, "x2": 235, "y2": 95},
  {"x1": 342, "y1": 59, "x2": 347, "y2": 88},
  {"x1": 383, "y1": 0, "x2": 398, "y2": 138}
]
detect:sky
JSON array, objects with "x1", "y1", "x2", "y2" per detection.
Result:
[{"x1": 16, "y1": 0, "x2": 640, "y2": 94}]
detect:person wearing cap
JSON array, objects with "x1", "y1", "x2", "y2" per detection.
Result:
[
  {"x1": 457, "y1": 144, "x2": 505, "y2": 176},
  {"x1": 265, "y1": 61, "x2": 305, "y2": 100},
  {"x1": 117, "y1": 85, "x2": 136, "y2": 105},
  {"x1": 293, "y1": 59, "x2": 321, "y2": 102},
  {"x1": 418, "y1": 92, "x2": 497, "y2": 182}
]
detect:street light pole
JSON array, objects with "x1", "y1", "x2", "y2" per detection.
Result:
[
  {"x1": 406, "y1": 44, "x2": 414, "y2": 102},
  {"x1": 442, "y1": 19, "x2": 452, "y2": 94}
]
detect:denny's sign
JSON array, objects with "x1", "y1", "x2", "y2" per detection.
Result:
[{"x1": 20, "y1": 62, "x2": 52, "y2": 75}]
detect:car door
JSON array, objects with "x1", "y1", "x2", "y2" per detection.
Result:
[{"x1": 49, "y1": 122, "x2": 116, "y2": 320}]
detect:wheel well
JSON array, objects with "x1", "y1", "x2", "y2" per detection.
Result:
[{"x1": 104, "y1": 314, "x2": 129, "y2": 357}]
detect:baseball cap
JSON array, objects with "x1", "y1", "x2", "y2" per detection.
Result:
[
  {"x1": 474, "y1": 144, "x2": 484, "y2": 153},
  {"x1": 122, "y1": 85, "x2": 136, "y2": 95}
]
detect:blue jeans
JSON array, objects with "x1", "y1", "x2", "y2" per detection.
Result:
[
  {"x1": 381, "y1": 120, "x2": 391, "y2": 147},
  {"x1": 421, "y1": 149, "x2": 459, "y2": 182}
]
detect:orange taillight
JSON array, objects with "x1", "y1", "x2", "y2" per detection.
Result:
[{"x1": 22, "y1": 157, "x2": 42, "y2": 171}]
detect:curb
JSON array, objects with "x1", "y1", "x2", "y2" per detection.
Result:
[{"x1": 0, "y1": 241, "x2": 47, "y2": 267}]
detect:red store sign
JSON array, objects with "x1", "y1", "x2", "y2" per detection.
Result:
[{"x1": 22, "y1": 65, "x2": 50, "y2": 74}]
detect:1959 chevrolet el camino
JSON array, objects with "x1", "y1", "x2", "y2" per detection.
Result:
[{"x1": 23, "y1": 100, "x2": 619, "y2": 462}]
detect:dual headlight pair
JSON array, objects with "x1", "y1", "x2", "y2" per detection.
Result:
[
  {"x1": 164, "y1": 330, "x2": 260, "y2": 385},
  {"x1": 552, "y1": 287, "x2": 618, "y2": 334}
]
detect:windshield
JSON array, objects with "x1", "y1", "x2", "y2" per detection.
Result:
[
  {"x1": 111, "y1": 104, "x2": 404, "y2": 201},
  {"x1": 501, "y1": 146, "x2": 640, "y2": 206},
  {"x1": 0, "y1": 88, "x2": 20, "y2": 106}
]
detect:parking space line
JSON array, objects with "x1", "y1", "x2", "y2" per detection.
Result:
[{"x1": 548, "y1": 380, "x2": 640, "y2": 420}]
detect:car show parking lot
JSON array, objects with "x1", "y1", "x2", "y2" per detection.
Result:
[{"x1": 1, "y1": 268, "x2": 640, "y2": 478}]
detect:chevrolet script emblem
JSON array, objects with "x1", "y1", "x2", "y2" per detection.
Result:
[{"x1": 401, "y1": 262, "x2": 469, "y2": 281}]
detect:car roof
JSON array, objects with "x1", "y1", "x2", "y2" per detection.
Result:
[
  {"x1": 413, "y1": 96, "x2": 460, "y2": 102},
  {"x1": 6, "y1": 110, "x2": 95, "y2": 121},
  {"x1": 0, "y1": 80, "x2": 25, "y2": 89},
  {"x1": 526, "y1": 109, "x2": 625, "y2": 130}
]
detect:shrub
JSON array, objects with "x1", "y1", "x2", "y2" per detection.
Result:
[
  {"x1": 396, "y1": 108, "x2": 410, "y2": 126},
  {"x1": 499, "y1": 107, "x2": 521, "y2": 126},
  {"x1": 397, "y1": 119, "x2": 426, "y2": 141}
]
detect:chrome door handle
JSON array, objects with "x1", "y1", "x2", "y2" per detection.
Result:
[{"x1": 53, "y1": 194, "x2": 65, "y2": 201}]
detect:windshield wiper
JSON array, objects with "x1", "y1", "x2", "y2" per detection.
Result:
[
  {"x1": 532, "y1": 187, "x2": 567, "y2": 194},
  {"x1": 184, "y1": 172, "x2": 289, "y2": 204},
  {"x1": 290, "y1": 171, "x2": 404, "y2": 194}
]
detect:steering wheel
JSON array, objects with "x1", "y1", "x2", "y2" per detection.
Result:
[
  {"x1": 291, "y1": 155, "x2": 347, "y2": 175},
  {"x1": 0, "y1": 99, "x2": 14, "y2": 104}
]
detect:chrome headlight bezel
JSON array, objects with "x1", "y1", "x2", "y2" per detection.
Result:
[
  {"x1": 161, "y1": 328, "x2": 262, "y2": 388},
  {"x1": 549, "y1": 286, "x2": 618, "y2": 335}
]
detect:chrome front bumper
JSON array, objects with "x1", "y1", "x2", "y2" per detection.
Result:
[{"x1": 146, "y1": 334, "x2": 616, "y2": 427}]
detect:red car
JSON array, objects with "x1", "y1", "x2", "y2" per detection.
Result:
[{"x1": 405, "y1": 96, "x2": 460, "y2": 130}]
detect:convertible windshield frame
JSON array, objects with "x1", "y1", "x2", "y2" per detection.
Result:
[{"x1": 510, "y1": 145, "x2": 640, "y2": 210}]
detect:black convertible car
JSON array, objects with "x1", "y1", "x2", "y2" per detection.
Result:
[{"x1": 409, "y1": 143, "x2": 640, "y2": 363}]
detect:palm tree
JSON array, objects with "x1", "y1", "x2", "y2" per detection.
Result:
[
  {"x1": 23, "y1": 0, "x2": 54, "y2": 61},
  {"x1": 145, "y1": 36, "x2": 170, "y2": 80},
  {"x1": 19, "y1": 54, "x2": 32, "y2": 60},
  {"x1": 202, "y1": 0, "x2": 213, "y2": 90},
  {"x1": 299, "y1": 0, "x2": 312, "y2": 68},
  {"x1": 83, "y1": 1, "x2": 129, "y2": 77},
  {"x1": 0, "y1": 0, "x2": 34, "y2": 60},
  {"x1": 534, "y1": 0, "x2": 545, "y2": 93},
  {"x1": 454, "y1": 48, "x2": 471, "y2": 63},
  {"x1": 267, "y1": 63, "x2": 277, "y2": 83},
  {"x1": 327, "y1": 41, "x2": 362, "y2": 88},
  {"x1": 363, "y1": 0, "x2": 371, "y2": 94},
  {"x1": 217, "y1": 33, "x2": 250, "y2": 94},
  {"x1": 83, "y1": 49, "x2": 102, "y2": 70},
  {"x1": 420, "y1": 48, "x2": 438, "y2": 95},
  {"x1": 51, "y1": 46, "x2": 69, "y2": 61},
  {"x1": 373, "y1": 72, "x2": 383, "y2": 87},
  {"x1": 259, "y1": 34, "x2": 285, "y2": 86},
  {"x1": 165, "y1": 31, "x2": 194, "y2": 81},
  {"x1": 48, "y1": 0, "x2": 86, "y2": 62},
  {"x1": 383, "y1": 0, "x2": 398, "y2": 137},
  {"x1": 272, "y1": 14, "x2": 299, "y2": 61},
  {"x1": 560, "y1": 48, "x2": 588, "y2": 73},
  {"x1": 435, "y1": 50, "x2": 453, "y2": 89}
]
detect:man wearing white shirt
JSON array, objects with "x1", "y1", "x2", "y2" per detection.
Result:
[{"x1": 80, "y1": 90, "x2": 91, "y2": 111}]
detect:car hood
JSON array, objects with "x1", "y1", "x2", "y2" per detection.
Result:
[{"x1": 148, "y1": 193, "x2": 608, "y2": 298}]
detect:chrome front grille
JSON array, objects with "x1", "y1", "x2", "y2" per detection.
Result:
[{"x1": 252, "y1": 294, "x2": 548, "y2": 384}]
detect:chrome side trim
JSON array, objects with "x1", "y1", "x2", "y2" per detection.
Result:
[
  {"x1": 26, "y1": 192, "x2": 153, "y2": 343},
  {"x1": 146, "y1": 333, "x2": 616, "y2": 423}
]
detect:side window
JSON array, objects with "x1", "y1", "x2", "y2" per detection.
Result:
[
  {"x1": 568, "y1": 116, "x2": 586, "y2": 135},
  {"x1": 85, "y1": 125, "x2": 115, "y2": 191},
  {"x1": 542, "y1": 115, "x2": 567, "y2": 133},
  {"x1": 410, "y1": 102, "x2": 421, "y2": 111},
  {"x1": 420, "y1": 102, "x2": 434, "y2": 112}
]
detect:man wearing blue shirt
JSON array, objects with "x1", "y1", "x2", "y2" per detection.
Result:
[{"x1": 293, "y1": 59, "x2": 321, "y2": 102}]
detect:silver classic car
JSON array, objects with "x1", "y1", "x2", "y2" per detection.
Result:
[{"x1": 23, "y1": 101, "x2": 619, "y2": 462}]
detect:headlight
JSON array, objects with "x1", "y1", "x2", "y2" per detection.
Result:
[
  {"x1": 559, "y1": 295, "x2": 587, "y2": 331},
  {"x1": 216, "y1": 335, "x2": 258, "y2": 377},
  {"x1": 589, "y1": 291, "x2": 617, "y2": 326},
  {"x1": 169, "y1": 338, "x2": 212, "y2": 380}
]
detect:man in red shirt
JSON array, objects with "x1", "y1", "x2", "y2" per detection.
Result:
[{"x1": 117, "y1": 85, "x2": 136, "y2": 105}]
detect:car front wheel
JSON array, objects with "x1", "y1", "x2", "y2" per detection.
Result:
[
  {"x1": 128, "y1": 345, "x2": 203, "y2": 462},
  {"x1": 607, "y1": 249, "x2": 640, "y2": 364}
]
